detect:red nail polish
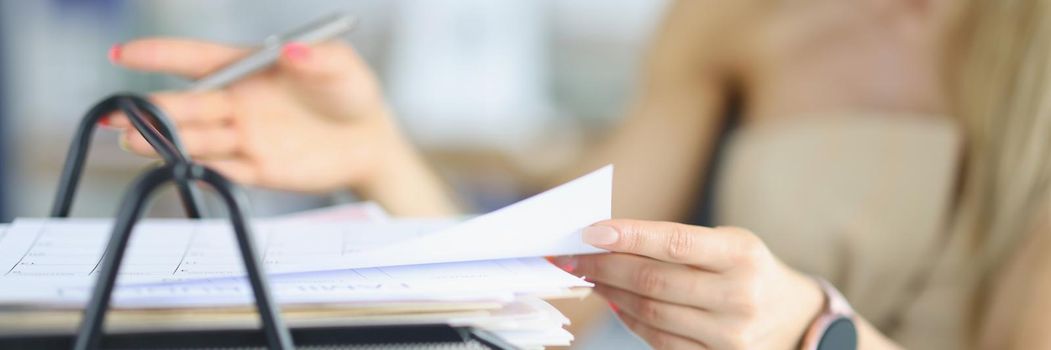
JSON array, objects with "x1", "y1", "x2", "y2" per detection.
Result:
[
  {"x1": 108, "y1": 44, "x2": 122, "y2": 63},
  {"x1": 98, "y1": 116, "x2": 111, "y2": 127},
  {"x1": 559, "y1": 263, "x2": 576, "y2": 273},
  {"x1": 608, "y1": 302, "x2": 620, "y2": 313},
  {"x1": 282, "y1": 42, "x2": 310, "y2": 60}
]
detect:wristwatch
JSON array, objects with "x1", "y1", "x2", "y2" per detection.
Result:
[{"x1": 800, "y1": 278, "x2": 858, "y2": 350}]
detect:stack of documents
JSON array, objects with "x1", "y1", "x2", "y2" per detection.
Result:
[{"x1": 0, "y1": 166, "x2": 612, "y2": 348}]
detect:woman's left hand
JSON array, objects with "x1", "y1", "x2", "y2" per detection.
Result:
[{"x1": 556, "y1": 219, "x2": 825, "y2": 350}]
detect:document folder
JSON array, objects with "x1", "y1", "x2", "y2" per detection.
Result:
[{"x1": 0, "y1": 94, "x2": 517, "y2": 350}]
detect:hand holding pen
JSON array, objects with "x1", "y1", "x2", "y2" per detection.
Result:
[
  {"x1": 104, "y1": 15, "x2": 402, "y2": 193},
  {"x1": 104, "y1": 14, "x2": 461, "y2": 216}
]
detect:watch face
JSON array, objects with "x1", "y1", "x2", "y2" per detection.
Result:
[{"x1": 817, "y1": 317, "x2": 858, "y2": 350}]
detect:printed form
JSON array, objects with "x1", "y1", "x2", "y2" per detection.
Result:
[{"x1": 0, "y1": 166, "x2": 610, "y2": 307}]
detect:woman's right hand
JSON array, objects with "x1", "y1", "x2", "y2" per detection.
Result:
[{"x1": 107, "y1": 38, "x2": 413, "y2": 194}]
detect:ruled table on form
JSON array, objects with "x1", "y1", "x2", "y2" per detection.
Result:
[{"x1": 0, "y1": 219, "x2": 449, "y2": 284}]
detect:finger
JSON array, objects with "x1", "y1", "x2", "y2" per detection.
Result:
[
  {"x1": 114, "y1": 38, "x2": 250, "y2": 79},
  {"x1": 119, "y1": 130, "x2": 158, "y2": 158},
  {"x1": 550, "y1": 255, "x2": 579, "y2": 273},
  {"x1": 597, "y1": 284, "x2": 730, "y2": 349},
  {"x1": 198, "y1": 159, "x2": 259, "y2": 186},
  {"x1": 121, "y1": 126, "x2": 240, "y2": 159},
  {"x1": 615, "y1": 312, "x2": 708, "y2": 350},
  {"x1": 275, "y1": 41, "x2": 380, "y2": 121},
  {"x1": 583, "y1": 219, "x2": 765, "y2": 271},
  {"x1": 573, "y1": 253, "x2": 722, "y2": 308},
  {"x1": 104, "y1": 114, "x2": 130, "y2": 129},
  {"x1": 277, "y1": 41, "x2": 364, "y2": 82},
  {"x1": 107, "y1": 91, "x2": 235, "y2": 129}
]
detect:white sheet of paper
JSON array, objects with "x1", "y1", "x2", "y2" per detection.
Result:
[
  {"x1": 0, "y1": 219, "x2": 458, "y2": 283},
  {"x1": 452, "y1": 297, "x2": 574, "y2": 348},
  {"x1": 0, "y1": 257, "x2": 589, "y2": 308},
  {"x1": 0, "y1": 166, "x2": 610, "y2": 283},
  {"x1": 0, "y1": 184, "x2": 596, "y2": 349},
  {"x1": 0, "y1": 220, "x2": 583, "y2": 348},
  {"x1": 302, "y1": 164, "x2": 611, "y2": 270}
]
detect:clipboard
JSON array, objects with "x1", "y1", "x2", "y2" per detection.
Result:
[{"x1": 0, "y1": 94, "x2": 518, "y2": 350}]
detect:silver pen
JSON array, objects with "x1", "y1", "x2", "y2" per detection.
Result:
[{"x1": 190, "y1": 13, "x2": 357, "y2": 91}]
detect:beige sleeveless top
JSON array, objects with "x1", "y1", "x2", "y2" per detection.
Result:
[{"x1": 714, "y1": 115, "x2": 978, "y2": 349}]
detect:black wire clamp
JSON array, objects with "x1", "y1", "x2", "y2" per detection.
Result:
[{"x1": 48, "y1": 94, "x2": 293, "y2": 350}]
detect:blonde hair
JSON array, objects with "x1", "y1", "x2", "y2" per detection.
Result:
[
  {"x1": 949, "y1": 0, "x2": 1051, "y2": 274},
  {"x1": 948, "y1": 0, "x2": 1051, "y2": 334}
]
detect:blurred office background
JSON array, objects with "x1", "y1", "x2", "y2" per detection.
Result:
[
  {"x1": 0, "y1": 0, "x2": 666, "y2": 218},
  {"x1": 0, "y1": 1, "x2": 665, "y2": 347}
]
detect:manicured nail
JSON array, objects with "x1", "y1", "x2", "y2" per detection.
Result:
[
  {"x1": 550, "y1": 256, "x2": 577, "y2": 273},
  {"x1": 98, "y1": 116, "x2": 112, "y2": 128},
  {"x1": 582, "y1": 226, "x2": 619, "y2": 246},
  {"x1": 608, "y1": 302, "x2": 620, "y2": 313},
  {"x1": 282, "y1": 42, "x2": 310, "y2": 61},
  {"x1": 107, "y1": 44, "x2": 122, "y2": 63}
]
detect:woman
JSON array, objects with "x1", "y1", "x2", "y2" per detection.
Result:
[{"x1": 103, "y1": 0, "x2": 1050, "y2": 348}]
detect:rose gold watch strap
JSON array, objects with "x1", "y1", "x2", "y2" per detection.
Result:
[
  {"x1": 815, "y1": 277, "x2": 854, "y2": 316},
  {"x1": 800, "y1": 277, "x2": 854, "y2": 350}
]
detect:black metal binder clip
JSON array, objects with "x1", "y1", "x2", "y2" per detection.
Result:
[{"x1": 51, "y1": 94, "x2": 294, "y2": 350}]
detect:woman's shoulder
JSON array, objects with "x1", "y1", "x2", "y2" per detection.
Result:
[{"x1": 979, "y1": 206, "x2": 1051, "y2": 348}]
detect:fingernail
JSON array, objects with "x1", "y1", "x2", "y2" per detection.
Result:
[
  {"x1": 551, "y1": 256, "x2": 578, "y2": 273},
  {"x1": 582, "y1": 226, "x2": 619, "y2": 246},
  {"x1": 608, "y1": 302, "x2": 620, "y2": 313},
  {"x1": 107, "y1": 44, "x2": 122, "y2": 63},
  {"x1": 282, "y1": 42, "x2": 310, "y2": 61},
  {"x1": 98, "y1": 116, "x2": 112, "y2": 129}
]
